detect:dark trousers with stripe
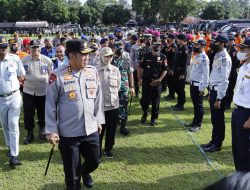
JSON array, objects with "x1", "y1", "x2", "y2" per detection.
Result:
[
  {"x1": 190, "y1": 84, "x2": 204, "y2": 127},
  {"x1": 232, "y1": 106, "x2": 250, "y2": 172},
  {"x1": 59, "y1": 132, "x2": 100, "y2": 190},
  {"x1": 100, "y1": 108, "x2": 119, "y2": 153},
  {"x1": 209, "y1": 90, "x2": 226, "y2": 147}
]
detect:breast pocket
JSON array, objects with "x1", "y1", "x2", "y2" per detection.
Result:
[
  {"x1": 40, "y1": 64, "x2": 49, "y2": 75},
  {"x1": 23, "y1": 64, "x2": 29, "y2": 73},
  {"x1": 6, "y1": 66, "x2": 16, "y2": 81},
  {"x1": 86, "y1": 80, "x2": 97, "y2": 99}
]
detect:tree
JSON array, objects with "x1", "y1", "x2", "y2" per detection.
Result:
[
  {"x1": 102, "y1": 4, "x2": 131, "y2": 25},
  {"x1": 41, "y1": 0, "x2": 69, "y2": 23},
  {"x1": 68, "y1": 0, "x2": 81, "y2": 23},
  {"x1": 132, "y1": 0, "x2": 150, "y2": 16},
  {"x1": 201, "y1": 1, "x2": 225, "y2": 20}
]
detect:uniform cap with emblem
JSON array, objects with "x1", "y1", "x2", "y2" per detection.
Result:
[
  {"x1": 30, "y1": 39, "x2": 41, "y2": 48},
  {"x1": 167, "y1": 33, "x2": 175, "y2": 39},
  {"x1": 108, "y1": 33, "x2": 116, "y2": 39},
  {"x1": 0, "y1": 36, "x2": 9, "y2": 48},
  {"x1": 235, "y1": 37, "x2": 250, "y2": 48},
  {"x1": 66, "y1": 39, "x2": 93, "y2": 54},
  {"x1": 8, "y1": 38, "x2": 18, "y2": 45},
  {"x1": 99, "y1": 47, "x2": 113, "y2": 56},
  {"x1": 176, "y1": 33, "x2": 187, "y2": 41},
  {"x1": 195, "y1": 39, "x2": 207, "y2": 46},
  {"x1": 213, "y1": 34, "x2": 229, "y2": 43},
  {"x1": 100, "y1": 38, "x2": 108, "y2": 44}
]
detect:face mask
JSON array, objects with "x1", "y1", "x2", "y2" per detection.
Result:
[
  {"x1": 193, "y1": 47, "x2": 201, "y2": 53},
  {"x1": 153, "y1": 46, "x2": 160, "y2": 52},
  {"x1": 10, "y1": 46, "x2": 18, "y2": 52},
  {"x1": 237, "y1": 52, "x2": 248, "y2": 61},
  {"x1": 213, "y1": 44, "x2": 221, "y2": 52}
]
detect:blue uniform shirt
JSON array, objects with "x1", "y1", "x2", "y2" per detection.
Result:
[
  {"x1": 41, "y1": 47, "x2": 56, "y2": 59},
  {"x1": 0, "y1": 54, "x2": 25, "y2": 95}
]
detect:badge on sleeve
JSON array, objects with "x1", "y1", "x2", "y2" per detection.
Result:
[{"x1": 49, "y1": 73, "x2": 57, "y2": 85}]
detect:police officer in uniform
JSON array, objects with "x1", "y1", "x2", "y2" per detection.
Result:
[
  {"x1": 201, "y1": 35, "x2": 232, "y2": 152},
  {"x1": 164, "y1": 34, "x2": 177, "y2": 101},
  {"x1": 232, "y1": 37, "x2": 250, "y2": 171},
  {"x1": 185, "y1": 39, "x2": 209, "y2": 132},
  {"x1": 45, "y1": 40, "x2": 105, "y2": 190},
  {"x1": 0, "y1": 36, "x2": 25, "y2": 166},
  {"x1": 138, "y1": 40, "x2": 168, "y2": 126},
  {"x1": 22, "y1": 40, "x2": 53, "y2": 144},
  {"x1": 172, "y1": 34, "x2": 190, "y2": 111},
  {"x1": 225, "y1": 35, "x2": 240, "y2": 109}
]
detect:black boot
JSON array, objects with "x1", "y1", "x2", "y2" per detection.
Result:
[
  {"x1": 141, "y1": 111, "x2": 148, "y2": 123},
  {"x1": 120, "y1": 120, "x2": 129, "y2": 136},
  {"x1": 24, "y1": 130, "x2": 34, "y2": 145}
]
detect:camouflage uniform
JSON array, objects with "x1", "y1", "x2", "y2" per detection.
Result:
[{"x1": 111, "y1": 53, "x2": 133, "y2": 128}]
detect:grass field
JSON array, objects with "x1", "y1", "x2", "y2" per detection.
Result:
[{"x1": 0, "y1": 86, "x2": 235, "y2": 190}]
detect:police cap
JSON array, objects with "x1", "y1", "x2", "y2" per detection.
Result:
[
  {"x1": 0, "y1": 36, "x2": 9, "y2": 48},
  {"x1": 66, "y1": 39, "x2": 93, "y2": 54},
  {"x1": 177, "y1": 34, "x2": 187, "y2": 41},
  {"x1": 195, "y1": 39, "x2": 206, "y2": 46},
  {"x1": 30, "y1": 39, "x2": 41, "y2": 48},
  {"x1": 214, "y1": 34, "x2": 229, "y2": 43}
]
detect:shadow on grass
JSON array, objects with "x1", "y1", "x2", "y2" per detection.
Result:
[{"x1": 39, "y1": 169, "x2": 232, "y2": 190}]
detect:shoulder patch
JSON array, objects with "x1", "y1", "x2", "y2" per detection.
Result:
[{"x1": 49, "y1": 73, "x2": 57, "y2": 85}]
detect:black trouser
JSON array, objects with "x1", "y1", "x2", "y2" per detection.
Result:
[
  {"x1": 140, "y1": 83, "x2": 162, "y2": 120},
  {"x1": 23, "y1": 92, "x2": 45, "y2": 131},
  {"x1": 100, "y1": 109, "x2": 119, "y2": 153},
  {"x1": 59, "y1": 132, "x2": 100, "y2": 190},
  {"x1": 167, "y1": 75, "x2": 175, "y2": 97},
  {"x1": 232, "y1": 106, "x2": 250, "y2": 172},
  {"x1": 173, "y1": 75, "x2": 186, "y2": 107},
  {"x1": 225, "y1": 74, "x2": 237, "y2": 106},
  {"x1": 133, "y1": 70, "x2": 139, "y2": 96},
  {"x1": 209, "y1": 90, "x2": 226, "y2": 147},
  {"x1": 190, "y1": 84, "x2": 204, "y2": 127}
]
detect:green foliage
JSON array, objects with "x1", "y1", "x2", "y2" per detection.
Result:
[
  {"x1": 102, "y1": 4, "x2": 131, "y2": 25},
  {"x1": 201, "y1": 1, "x2": 225, "y2": 20}
]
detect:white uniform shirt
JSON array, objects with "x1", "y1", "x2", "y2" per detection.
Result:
[
  {"x1": 0, "y1": 54, "x2": 25, "y2": 95},
  {"x1": 233, "y1": 63, "x2": 250, "y2": 108},
  {"x1": 190, "y1": 51, "x2": 210, "y2": 91}
]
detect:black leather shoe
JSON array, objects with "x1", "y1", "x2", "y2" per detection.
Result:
[
  {"x1": 82, "y1": 173, "x2": 93, "y2": 188},
  {"x1": 120, "y1": 126, "x2": 129, "y2": 136},
  {"x1": 150, "y1": 119, "x2": 157, "y2": 126},
  {"x1": 164, "y1": 95, "x2": 175, "y2": 101},
  {"x1": 141, "y1": 112, "x2": 147, "y2": 123},
  {"x1": 39, "y1": 128, "x2": 46, "y2": 140},
  {"x1": 9, "y1": 156, "x2": 22, "y2": 167},
  {"x1": 24, "y1": 132, "x2": 34, "y2": 145},
  {"x1": 188, "y1": 126, "x2": 201, "y2": 132},
  {"x1": 202, "y1": 144, "x2": 221, "y2": 153},
  {"x1": 200, "y1": 141, "x2": 213, "y2": 148},
  {"x1": 172, "y1": 105, "x2": 184, "y2": 111}
]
